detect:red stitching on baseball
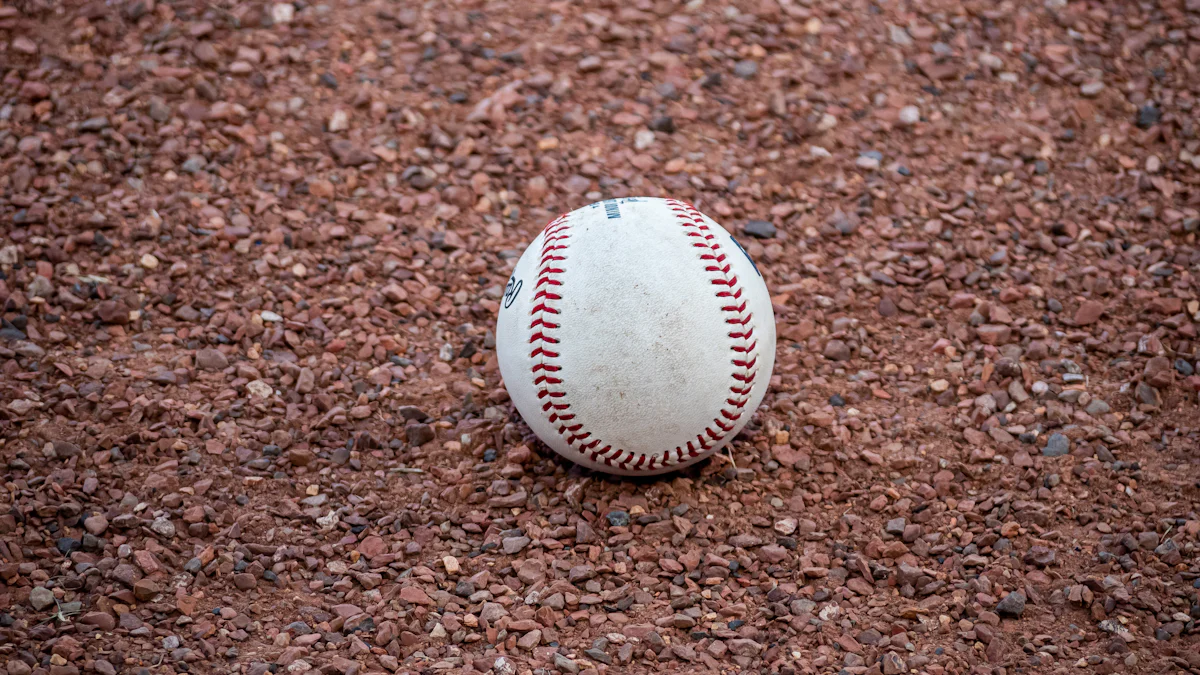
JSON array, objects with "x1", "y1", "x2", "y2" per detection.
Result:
[
  {"x1": 530, "y1": 214, "x2": 602, "y2": 462},
  {"x1": 528, "y1": 203, "x2": 759, "y2": 472},
  {"x1": 665, "y1": 199, "x2": 759, "y2": 464}
]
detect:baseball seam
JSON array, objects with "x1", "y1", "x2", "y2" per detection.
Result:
[
  {"x1": 529, "y1": 213, "x2": 573, "y2": 447},
  {"x1": 527, "y1": 202, "x2": 759, "y2": 472}
]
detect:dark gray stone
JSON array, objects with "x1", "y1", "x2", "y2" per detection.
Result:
[
  {"x1": 744, "y1": 220, "x2": 776, "y2": 239},
  {"x1": 996, "y1": 591, "x2": 1026, "y2": 617},
  {"x1": 1042, "y1": 433, "x2": 1069, "y2": 457}
]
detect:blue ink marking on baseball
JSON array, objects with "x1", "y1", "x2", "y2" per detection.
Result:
[{"x1": 730, "y1": 236, "x2": 762, "y2": 277}]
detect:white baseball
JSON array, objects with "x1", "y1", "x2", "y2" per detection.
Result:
[{"x1": 496, "y1": 197, "x2": 776, "y2": 475}]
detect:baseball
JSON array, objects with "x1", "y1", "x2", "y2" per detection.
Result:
[{"x1": 496, "y1": 197, "x2": 776, "y2": 475}]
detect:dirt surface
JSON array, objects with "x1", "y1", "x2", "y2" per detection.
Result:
[{"x1": 2, "y1": 0, "x2": 1200, "y2": 674}]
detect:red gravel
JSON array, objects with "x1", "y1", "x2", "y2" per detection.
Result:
[{"x1": 1, "y1": 1, "x2": 1199, "y2": 675}]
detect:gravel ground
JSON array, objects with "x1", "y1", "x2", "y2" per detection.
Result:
[{"x1": 2, "y1": 0, "x2": 1200, "y2": 674}]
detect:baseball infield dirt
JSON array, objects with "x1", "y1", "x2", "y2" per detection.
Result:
[{"x1": 1, "y1": 1, "x2": 1198, "y2": 674}]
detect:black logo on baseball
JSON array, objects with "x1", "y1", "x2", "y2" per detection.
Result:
[{"x1": 503, "y1": 276, "x2": 523, "y2": 309}]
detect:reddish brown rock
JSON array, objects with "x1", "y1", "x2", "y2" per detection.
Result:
[
  {"x1": 399, "y1": 586, "x2": 434, "y2": 606},
  {"x1": 976, "y1": 324, "x2": 1011, "y2": 345},
  {"x1": 1074, "y1": 300, "x2": 1105, "y2": 325},
  {"x1": 79, "y1": 611, "x2": 117, "y2": 631},
  {"x1": 357, "y1": 535, "x2": 387, "y2": 558},
  {"x1": 823, "y1": 339, "x2": 851, "y2": 361},
  {"x1": 133, "y1": 579, "x2": 160, "y2": 602},
  {"x1": 1144, "y1": 356, "x2": 1174, "y2": 389},
  {"x1": 95, "y1": 301, "x2": 129, "y2": 324}
]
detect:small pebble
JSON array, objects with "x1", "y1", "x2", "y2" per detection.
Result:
[{"x1": 1043, "y1": 433, "x2": 1070, "y2": 457}]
